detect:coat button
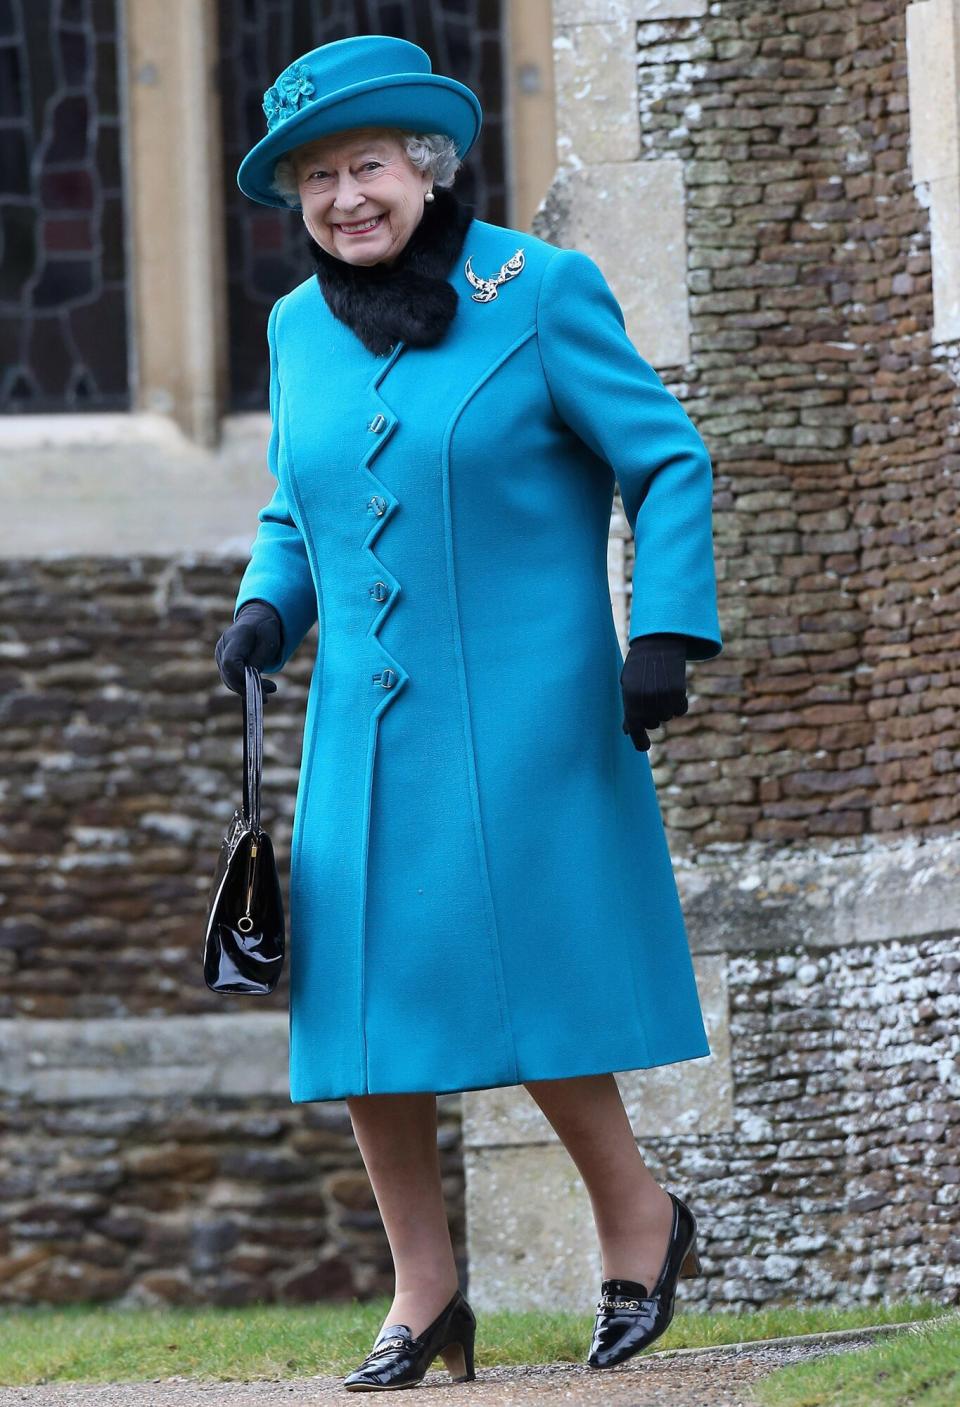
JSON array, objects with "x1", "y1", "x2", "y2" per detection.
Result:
[
  {"x1": 367, "y1": 495, "x2": 387, "y2": 516},
  {"x1": 368, "y1": 413, "x2": 387, "y2": 434},
  {"x1": 373, "y1": 669, "x2": 397, "y2": 689},
  {"x1": 369, "y1": 581, "x2": 390, "y2": 602}
]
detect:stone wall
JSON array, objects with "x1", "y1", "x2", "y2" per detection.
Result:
[
  {"x1": 715, "y1": 933, "x2": 960, "y2": 1306},
  {"x1": 463, "y1": 839, "x2": 960, "y2": 1312},
  {"x1": 0, "y1": 556, "x2": 310, "y2": 1019},
  {"x1": 2, "y1": 0, "x2": 960, "y2": 1312},
  {"x1": 3, "y1": 912, "x2": 957, "y2": 1309},
  {"x1": 537, "y1": 0, "x2": 960, "y2": 853},
  {"x1": 0, "y1": 1015, "x2": 466, "y2": 1307},
  {"x1": 4, "y1": 0, "x2": 958, "y2": 1008}
]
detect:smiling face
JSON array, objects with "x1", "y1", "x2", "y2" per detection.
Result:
[{"x1": 291, "y1": 127, "x2": 433, "y2": 268}]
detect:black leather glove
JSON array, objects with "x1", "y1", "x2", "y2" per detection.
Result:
[
  {"x1": 620, "y1": 633, "x2": 689, "y2": 752},
  {"x1": 215, "y1": 599, "x2": 283, "y2": 698}
]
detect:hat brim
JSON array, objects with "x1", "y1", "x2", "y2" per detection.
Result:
[{"x1": 236, "y1": 73, "x2": 483, "y2": 209}]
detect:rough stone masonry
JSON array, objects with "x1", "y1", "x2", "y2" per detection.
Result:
[{"x1": 1, "y1": 0, "x2": 959, "y2": 1309}]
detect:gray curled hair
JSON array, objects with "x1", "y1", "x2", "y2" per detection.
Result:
[{"x1": 270, "y1": 130, "x2": 462, "y2": 209}]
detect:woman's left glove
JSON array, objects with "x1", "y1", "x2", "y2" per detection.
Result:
[
  {"x1": 620, "y1": 633, "x2": 689, "y2": 752},
  {"x1": 214, "y1": 599, "x2": 282, "y2": 698}
]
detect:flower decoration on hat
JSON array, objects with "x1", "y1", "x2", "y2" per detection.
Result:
[{"x1": 262, "y1": 62, "x2": 316, "y2": 131}]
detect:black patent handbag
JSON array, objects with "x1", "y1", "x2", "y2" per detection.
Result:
[{"x1": 203, "y1": 665, "x2": 285, "y2": 994}]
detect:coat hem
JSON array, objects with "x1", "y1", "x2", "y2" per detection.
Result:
[{"x1": 288, "y1": 1040, "x2": 712, "y2": 1103}]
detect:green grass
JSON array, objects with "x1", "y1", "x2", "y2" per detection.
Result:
[
  {"x1": 750, "y1": 1311, "x2": 960, "y2": 1407},
  {"x1": 0, "y1": 1297, "x2": 949, "y2": 1387}
]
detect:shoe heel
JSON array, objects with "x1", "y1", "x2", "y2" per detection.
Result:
[
  {"x1": 680, "y1": 1240, "x2": 702, "y2": 1277},
  {"x1": 439, "y1": 1307, "x2": 477, "y2": 1382}
]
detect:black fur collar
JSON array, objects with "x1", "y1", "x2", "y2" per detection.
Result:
[{"x1": 307, "y1": 186, "x2": 475, "y2": 356}]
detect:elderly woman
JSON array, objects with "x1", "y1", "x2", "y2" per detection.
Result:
[{"x1": 215, "y1": 34, "x2": 723, "y2": 1393}]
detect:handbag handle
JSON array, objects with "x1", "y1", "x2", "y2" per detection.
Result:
[{"x1": 241, "y1": 664, "x2": 264, "y2": 833}]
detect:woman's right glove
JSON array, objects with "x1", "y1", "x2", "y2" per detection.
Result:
[
  {"x1": 215, "y1": 599, "x2": 282, "y2": 697},
  {"x1": 620, "y1": 633, "x2": 689, "y2": 752}
]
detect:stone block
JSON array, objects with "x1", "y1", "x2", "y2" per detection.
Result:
[
  {"x1": 554, "y1": 1, "x2": 707, "y2": 21},
  {"x1": 543, "y1": 162, "x2": 691, "y2": 367},
  {"x1": 553, "y1": 21, "x2": 638, "y2": 165},
  {"x1": 463, "y1": 1143, "x2": 599, "y2": 1311}
]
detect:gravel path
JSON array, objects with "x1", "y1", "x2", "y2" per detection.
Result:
[{"x1": 0, "y1": 1319, "x2": 947, "y2": 1407}]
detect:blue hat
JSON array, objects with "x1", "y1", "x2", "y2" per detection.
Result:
[{"x1": 237, "y1": 35, "x2": 484, "y2": 209}]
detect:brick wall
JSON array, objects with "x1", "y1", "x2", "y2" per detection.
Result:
[{"x1": 623, "y1": 0, "x2": 960, "y2": 850}]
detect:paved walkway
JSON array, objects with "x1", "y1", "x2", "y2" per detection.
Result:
[{"x1": 0, "y1": 1319, "x2": 948, "y2": 1407}]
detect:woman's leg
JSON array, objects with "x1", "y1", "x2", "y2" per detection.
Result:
[
  {"x1": 523, "y1": 1073, "x2": 675, "y2": 1292},
  {"x1": 346, "y1": 1092, "x2": 460, "y2": 1338}
]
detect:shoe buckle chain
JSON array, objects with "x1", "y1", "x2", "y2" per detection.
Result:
[{"x1": 366, "y1": 1335, "x2": 415, "y2": 1359}]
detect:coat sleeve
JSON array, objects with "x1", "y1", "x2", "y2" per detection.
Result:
[
  {"x1": 536, "y1": 248, "x2": 723, "y2": 662},
  {"x1": 233, "y1": 295, "x2": 319, "y2": 673}
]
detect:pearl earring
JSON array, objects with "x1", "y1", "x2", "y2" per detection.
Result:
[{"x1": 424, "y1": 190, "x2": 435, "y2": 203}]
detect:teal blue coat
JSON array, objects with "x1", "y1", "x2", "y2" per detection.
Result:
[{"x1": 234, "y1": 212, "x2": 723, "y2": 1103}]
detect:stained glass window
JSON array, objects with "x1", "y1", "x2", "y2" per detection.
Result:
[
  {"x1": 217, "y1": 0, "x2": 506, "y2": 410},
  {"x1": 0, "y1": 0, "x2": 129, "y2": 412}
]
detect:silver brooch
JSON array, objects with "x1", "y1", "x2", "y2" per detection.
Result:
[{"x1": 464, "y1": 249, "x2": 525, "y2": 302}]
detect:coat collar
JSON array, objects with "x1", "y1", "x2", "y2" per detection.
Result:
[{"x1": 307, "y1": 187, "x2": 476, "y2": 356}]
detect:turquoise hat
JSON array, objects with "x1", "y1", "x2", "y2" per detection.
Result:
[{"x1": 237, "y1": 34, "x2": 483, "y2": 209}]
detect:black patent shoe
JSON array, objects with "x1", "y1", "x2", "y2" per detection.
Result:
[
  {"x1": 343, "y1": 1287, "x2": 477, "y2": 1391},
  {"x1": 587, "y1": 1191, "x2": 702, "y2": 1369}
]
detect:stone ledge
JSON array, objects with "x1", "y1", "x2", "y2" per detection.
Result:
[
  {"x1": 2, "y1": 413, "x2": 272, "y2": 557},
  {"x1": 644, "y1": 1311, "x2": 959, "y2": 1359},
  {"x1": 0, "y1": 1012, "x2": 289, "y2": 1102},
  {"x1": 678, "y1": 831, "x2": 960, "y2": 953}
]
